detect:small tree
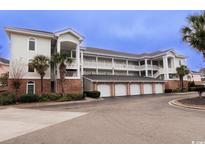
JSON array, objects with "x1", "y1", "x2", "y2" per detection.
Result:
[
  {"x1": 31, "y1": 55, "x2": 49, "y2": 94},
  {"x1": 176, "y1": 65, "x2": 189, "y2": 91},
  {"x1": 10, "y1": 59, "x2": 25, "y2": 94},
  {"x1": 0, "y1": 72, "x2": 9, "y2": 87},
  {"x1": 51, "y1": 53, "x2": 73, "y2": 96}
]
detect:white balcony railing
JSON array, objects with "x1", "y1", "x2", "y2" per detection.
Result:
[
  {"x1": 98, "y1": 62, "x2": 112, "y2": 68},
  {"x1": 114, "y1": 63, "x2": 127, "y2": 69},
  {"x1": 83, "y1": 61, "x2": 97, "y2": 68},
  {"x1": 67, "y1": 59, "x2": 77, "y2": 68}
]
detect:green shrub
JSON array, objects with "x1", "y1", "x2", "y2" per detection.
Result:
[
  {"x1": 19, "y1": 94, "x2": 40, "y2": 103},
  {"x1": 59, "y1": 93, "x2": 84, "y2": 102},
  {"x1": 0, "y1": 92, "x2": 16, "y2": 105},
  {"x1": 84, "y1": 91, "x2": 100, "y2": 98},
  {"x1": 40, "y1": 93, "x2": 61, "y2": 102},
  {"x1": 190, "y1": 86, "x2": 205, "y2": 97},
  {"x1": 165, "y1": 89, "x2": 172, "y2": 93},
  {"x1": 66, "y1": 93, "x2": 84, "y2": 100}
]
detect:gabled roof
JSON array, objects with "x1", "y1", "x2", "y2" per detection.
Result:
[
  {"x1": 0, "y1": 57, "x2": 9, "y2": 64},
  {"x1": 55, "y1": 28, "x2": 84, "y2": 41},
  {"x1": 5, "y1": 27, "x2": 54, "y2": 38},
  {"x1": 84, "y1": 75, "x2": 164, "y2": 82},
  {"x1": 84, "y1": 47, "x2": 185, "y2": 59}
]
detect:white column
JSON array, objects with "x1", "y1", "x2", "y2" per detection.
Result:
[
  {"x1": 139, "y1": 61, "x2": 141, "y2": 76},
  {"x1": 112, "y1": 58, "x2": 114, "y2": 75},
  {"x1": 151, "y1": 60, "x2": 153, "y2": 77},
  {"x1": 57, "y1": 40, "x2": 61, "y2": 53},
  {"x1": 163, "y1": 55, "x2": 169, "y2": 80},
  {"x1": 126, "y1": 60, "x2": 128, "y2": 75},
  {"x1": 80, "y1": 50, "x2": 84, "y2": 76},
  {"x1": 96, "y1": 56, "x2": 98, "y2": 74},
  {"x1": 145, "y1": 59, "x2": 148, "y2": 77},
  {"x1": 76, "y1": 45, "x2": 80, "y2": 78}
]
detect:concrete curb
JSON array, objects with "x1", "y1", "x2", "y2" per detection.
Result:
[
  {"x1": 168, "y1": 98, "x2": 205, "y2": 111},
  {"x1": 0, "y1": 97, "x2": 104, "y2": 109}
]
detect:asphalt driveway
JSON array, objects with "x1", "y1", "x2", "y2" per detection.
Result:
[{"x1": 2, "y1": 93, "x2": 205, "y2": 144}]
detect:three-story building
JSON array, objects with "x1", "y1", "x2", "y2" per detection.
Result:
[{"x1": 5, "y1": 27, "x2": 188, "y2": 97}]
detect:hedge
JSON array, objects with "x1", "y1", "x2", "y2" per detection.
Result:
[
  {"x1": 19, "y1": 94, "x2": 40, "y2": 103},
  {"x1": 84, "y1": 91, "x2": 100, "y2": 98},
  {"x1": 0, "y1": 92, "x2": 16, "y2": 105}
]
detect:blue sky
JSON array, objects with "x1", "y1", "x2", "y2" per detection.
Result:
[{"x1": 0, "y1": 10, "x2": 204, "y2": 71}]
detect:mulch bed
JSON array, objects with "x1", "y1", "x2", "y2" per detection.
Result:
[{"x1": 179, "y1": 97, "x2": 205, "y2": 106}]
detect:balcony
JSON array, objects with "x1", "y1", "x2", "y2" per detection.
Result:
[
  {"x1": 67, "y1": 59, "x2": 77, "y2": 69},
  {"x1": 127, "y1": 65, "x2": 140, "y2": 70},
  {"x1": 114, "y1": 63, "x2": 127, "y2": 70},
  {"x1": 83, "y1": 61, "x2": 97, "y2": 68},
  {"x1": 98, "y1": 62, "x2": 112, "y2": 69}
]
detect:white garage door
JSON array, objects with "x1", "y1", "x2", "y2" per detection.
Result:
[
  {"x1": 155, "y1": 83, "x2": 163, "y2": 94},
  {"x1": 144, "y1": 83, "x2": 152, "y2": 94},
  {"x1": 115, "y1": 84, "x2": 127, "y2": 96},
  {"x1": 97, "y1": 84, "x2": 111, "y2": 97},
  {"x1": 130, "y1": 84, "x2": 140, "y2": 95}
]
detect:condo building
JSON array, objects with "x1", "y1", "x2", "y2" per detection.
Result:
[{"x1": 5, "y1": 27, "x2": 188, "y2": 97}]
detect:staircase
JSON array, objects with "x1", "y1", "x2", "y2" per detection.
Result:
[{"x1": 153, "y1": 68, "x2": 163, "y2": 78}]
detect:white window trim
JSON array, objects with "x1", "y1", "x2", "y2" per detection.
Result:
[
  {"x1": 27, "y1": 37, "x2": 37, "y2": 52},
  {"x1": 26, "y1": 81, "x2": 35, "y2": 94},
  {"x1": 28, "y1": 59, "x2": 35, "y2": 73}
]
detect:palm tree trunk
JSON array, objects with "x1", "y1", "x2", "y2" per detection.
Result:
[
  {"x1": 40, "y1": 76, "x2": 43, "y2": 94},
  {"x1": 181, "y1": 76, "x2": 184, "y2": 90},
  {"x1": 59, "y1": 64, "x2": 66, "y2": 96}
]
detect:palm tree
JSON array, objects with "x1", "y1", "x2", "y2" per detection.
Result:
[
  {"x1": 182, "y1": 11, "x2": 205, "y2": 58},
  {"x1": 31, "y1": 55, "x2": 49, "y2": 94},
  {"x1": 51, "y1": 52, "x2": 73, "y2": 95},
  {"x1": 176, "y1": 65, "x2": 189, "y2": 91}
]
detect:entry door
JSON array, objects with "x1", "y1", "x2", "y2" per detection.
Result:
[
  {"x1": 144, "y1": 83, "x2": 152, "y2": 94},
  {"x1": 130, "y1": 84, "x2": 140, "y2": 95},
  {"x1": 97, "y1": 84, "x2": 111, "y2": 97},
  {"x1": 115, "y1": 84, "x2": 127, "y2": 96}
]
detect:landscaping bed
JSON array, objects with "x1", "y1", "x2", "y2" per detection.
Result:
[{"x1": 178, "y1": 97, "x2": 205, "y2": 108}]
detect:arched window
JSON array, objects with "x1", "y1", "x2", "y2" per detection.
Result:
[
  {"x1": 28, "y1": 38, "x2": 36, "y2": 51},
  {"x1": 27, "y1": 81, "x2": 35, "y2": 94},
  {"x1": 28, "y1": 59, "x2": 34, "y2": 72}
]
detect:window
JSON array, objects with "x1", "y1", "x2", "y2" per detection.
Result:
[
  {"x1": 28, "y1": 38, "x2": 35, "y2": 51},
  {"x1": 72, "y1": 50, "x2": 76, "y2": 58},
  {"x1": 28, "y1": 59, "x2": 34, "y2": 72},
  {"x1": 179, "y1": 60, "x2": 182, "y2": 66},
  {"x1": 27, "y1": 81, "x2": 35, "y2": 94},
  {"x1": 65, "y1": 69, "x2": 77, "y2": 77}
]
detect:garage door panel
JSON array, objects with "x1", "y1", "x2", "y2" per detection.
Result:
[
  {"x1": 130, "y1": 84, "x2": 140, "y2": 95},
  {"x1": 155, "y1": 83, "x2": 163, "y2": 94},
  {"x1": 115, "y1": 84, "x2": 127, "y2": 96},
  {"x1": 97, "y1": 84, "x2": 111, "y2": 97},
  {"x1": 144, "y1": 83, "x2": 152, "y2": 94}
]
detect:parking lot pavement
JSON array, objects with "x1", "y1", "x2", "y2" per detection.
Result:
[
  {"x1": 2, "y1": 93, "x2": 205, "y2": 144},
  {"x1": 0, "y1": 108, "x2": 87, "y2": 142}
]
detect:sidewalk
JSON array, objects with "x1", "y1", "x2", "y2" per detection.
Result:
[{"x1": 0, "y1": 97, "x2": 104, "y2": 109}]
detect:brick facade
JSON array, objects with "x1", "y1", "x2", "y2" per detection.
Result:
[
  {"x1": 8, "y1": 79, "x2": 82, "y2": 95},
  {"x1": 8, "y1": 79, "x2": 51, "y2": 95},
  {"x1": 56, "y1": 79, "x2": 82, "y2": 94},
  {"x1": 165, "y1": 80, "x2": 189, "y2": 90}
]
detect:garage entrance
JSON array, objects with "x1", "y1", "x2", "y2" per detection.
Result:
[
  {"x1": 115, "y1": 84, "x2": 127, "y2": 96},
  {"x1": 130, "y1": 84, "x2": 140, "y2": 95},
  {"x1": 97, "y1": 84, "x2": 111, "y2": 97},
  {"x1": 144, "y1": 83, "x2": 152, "y2": 94}
]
